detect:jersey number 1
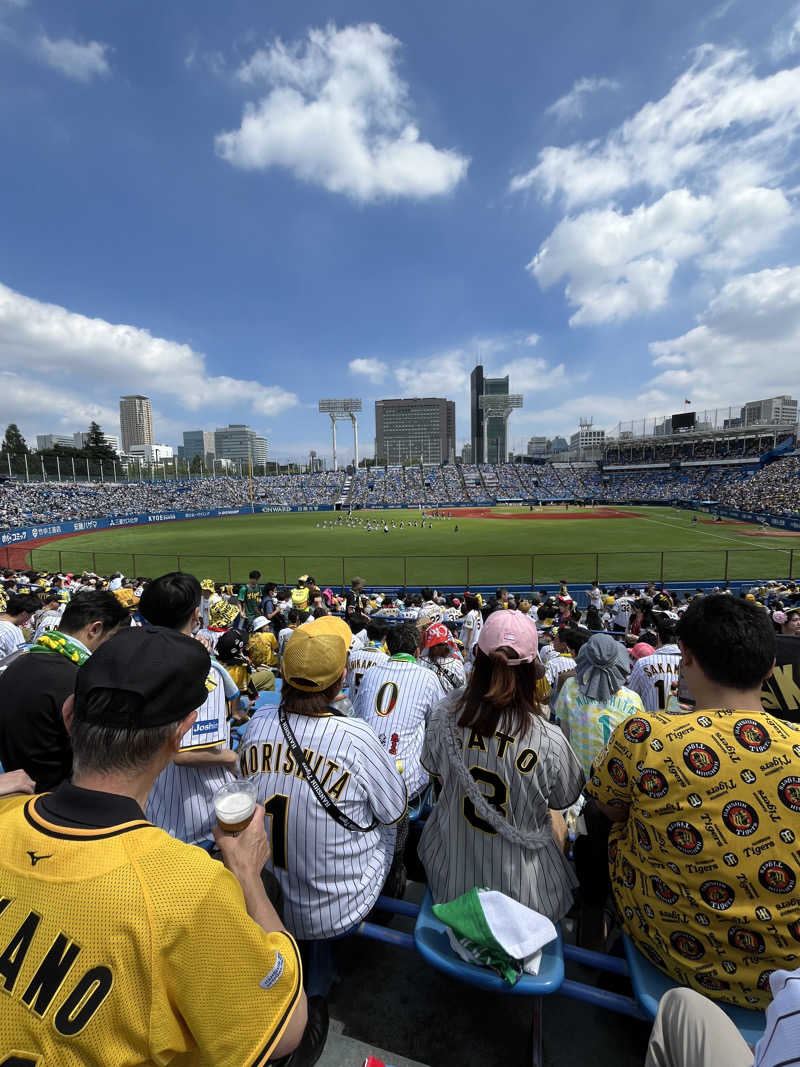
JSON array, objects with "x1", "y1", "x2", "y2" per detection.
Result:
[{"x1": 263, "y1": 794, "x2": 289, "y2": 870}]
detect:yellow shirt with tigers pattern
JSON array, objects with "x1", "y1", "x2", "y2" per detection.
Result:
[
  {"x1": 0, "y1": 793, "x2": 302, "y2": 1066},
  {"x1": 587, "y1": 708, "x2": 800, "y2": 1009}
]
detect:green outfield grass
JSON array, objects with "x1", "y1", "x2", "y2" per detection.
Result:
[{"x1": 26, "y1": 505, "x2": 799, "y2": 587}]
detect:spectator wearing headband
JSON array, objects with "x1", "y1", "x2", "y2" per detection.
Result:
[
  {"x1": 419, "y1": 611, "x2": 585, "y2": 923},
  {"x1": 419, "y1": 622, "x2": 467, "y2": 694}
]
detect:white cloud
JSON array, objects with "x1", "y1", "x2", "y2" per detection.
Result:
[
  {"x1": 37, "y1": 35, "x2": 110, "y2": 82},
  {"x1": 545, "y1": 76, "x2": 620, "y2": 122},
  {"x1": 496, "y1": 357, "x2": 571, "y2": 392},
  {"x1": 645, "y1": 266, "x2": 800, "y2": 409},
  {"x1": 216, "y1": 23, "x2": 469, "y2": 201},
  {"x1": 524, "y1": 333, "x2": 540, "y2": 346},
  {"x1": 772, "y1": 4, "x2": 800, "y2": 59},
  {"x1": 349, "y1": 357, "x2": 389, "y2": 383},
  {"x1": 0, "y1": 282, "x2": 299, "y2": 422},
  {"x1": 394, "y1": 349, "x2": 471, "y2": 397},
  {"x1": 512, "y1": 45, "x2": 800, "y2": 324}
]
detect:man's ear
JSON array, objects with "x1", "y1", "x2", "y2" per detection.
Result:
[
  {"x1": 763, "y1": 657, "x2": 776, "y2": 682},
  {"x1": 62, "y1": 694, "x2": 75, "y2": 734},
  {"x1": 172, "y1": 710, "x2": 198, "y2": 751}
]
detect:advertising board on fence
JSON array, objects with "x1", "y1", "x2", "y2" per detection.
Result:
[{"x1": 1, "y1": 503, "x2": 335, "y2": 547}]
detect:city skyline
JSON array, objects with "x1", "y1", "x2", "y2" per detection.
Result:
[{"x1": 2, "y1": 1, "x2": 800, "y2": 461}]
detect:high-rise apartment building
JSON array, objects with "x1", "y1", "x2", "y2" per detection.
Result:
[
  {"x1": 470, "y1": 366, "x2": 511, "y2": 463},
  {"x1": 374, "y1": 398, "x2": 455, "y2": 465},
  {"x1": 119, "y1": 395, "x2": 154, "y2": 454},
  {"x1": 214, "y1": 424, "x2": 268, "y2": 467}
]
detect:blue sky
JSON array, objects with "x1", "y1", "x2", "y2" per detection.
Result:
[{"x1": 2, "y1": 0, "x2": 800, "y2": 462}]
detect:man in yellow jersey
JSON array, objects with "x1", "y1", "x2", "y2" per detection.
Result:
[
  {"x1": 588, "y1": 595, "x2": 800, "y2": 1010},
  {"x1": 0, "y1": 625, "x2": 307, "y2": 1066}
]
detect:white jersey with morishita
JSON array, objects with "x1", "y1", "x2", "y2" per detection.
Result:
[
  {"x1": 352, "y1": 657, "x2": 443, "y2": 798},
  {"x1": 461, "y1": 610, "x2": 483, "y2": 662},
  {"x1": 626, "y1": 643, "x2": 682, "y2": 712},
  {"x1": 345, "y1": 643, "x2": 389, "y2": 697},
  {"x1": 147, "y1": 662, "x2": 234, "y2": 845},
  {"x1": 238, "y1": 708, "x2": 407, "y2": 940}
]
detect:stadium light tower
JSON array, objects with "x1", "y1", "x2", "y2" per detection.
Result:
[
  {"x1": 478, "y1": 394, "x2": 523, "y2": 463},
  {"x1": 318, "y1": 398, "x2": 362, "y2": 471}
]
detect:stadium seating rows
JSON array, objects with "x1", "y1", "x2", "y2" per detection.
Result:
[{"x1": 1, "y1": 455, "x2": 799, "y2": 529}]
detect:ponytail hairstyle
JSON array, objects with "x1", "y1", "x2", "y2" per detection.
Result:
[{"x1": 455, "y1": 646, "x2": 541, "y2": 738}]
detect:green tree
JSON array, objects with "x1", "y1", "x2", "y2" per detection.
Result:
[
  {"x1": 1, "y1": 423, "x2": 29, "y2": 454},
  {"x1": 84, "y1": 422, "x2": 117, "y2": 464},
  {"x1": 190, "y1": 453, "x2": 203, "y2": 475}
]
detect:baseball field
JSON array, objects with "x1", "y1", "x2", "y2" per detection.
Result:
[{"x1": 24, "y1": 505, "x2": 800, "y2": 588}]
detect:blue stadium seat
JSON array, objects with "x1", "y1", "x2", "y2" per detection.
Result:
[
  {"x1": 413, "y1": 889, "x2": 564, "y2": 1066},
  {"x1": 622, "y1": 934, "x2": 766, "y2": 1047}
]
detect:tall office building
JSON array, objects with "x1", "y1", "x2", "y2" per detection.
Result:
[
  {"x1": 119, "y1": 395, "x2": 154, "y2": 454},
  {"x1": 740, "y1": 395, "x2": 798, "y2": 427},
  {"x1": 374, "y1": 398, "x2": 455, "y2": 465},
  {"x1": 182, "y1": 430, "x2": 216, "y2": 463},
  {"x1": 470, "y1": 366, "x2": 510, "y2": 463},
  {"x1": 214, "y1": 424, "x2": 268, "y2": 467},
  {"x1": 36, "y1": 434, "x2": 75, "y2": 451}
]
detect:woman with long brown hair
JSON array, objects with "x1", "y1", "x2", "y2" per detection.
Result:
[{"x1": 418, "y1": 610, "x2": 585, "y2": 922}]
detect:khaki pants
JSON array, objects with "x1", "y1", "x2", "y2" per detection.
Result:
[{"x1": 645, "y1": 989, "x2": 753, "y2": 1067}]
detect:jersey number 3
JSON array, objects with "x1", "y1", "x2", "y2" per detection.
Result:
[{"x1": 463, "y1": 767, "x2": 508, "y2": 835}]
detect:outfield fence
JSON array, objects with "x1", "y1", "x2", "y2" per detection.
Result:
[{"x1": 20, "y1": 547, "x2": 799, "y2": 588}]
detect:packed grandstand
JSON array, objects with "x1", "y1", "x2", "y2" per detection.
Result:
[{"x1": 1, "y1": 450, "x2": 799, "y2": 530}]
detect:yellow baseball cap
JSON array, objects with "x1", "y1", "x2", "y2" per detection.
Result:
[
  {"x1": 306, "y1": 615, "x2": 351, "y2": 651},
  {"x1": 282, "y1": 629, "x2": 347, "y2": 692}
]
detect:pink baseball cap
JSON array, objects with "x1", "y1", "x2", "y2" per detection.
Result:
[
  {"x1": 630, "y1": 642, "x2": 655, "y2": 661},
  {"x1": 477, "y1": 610, "x2": 538, "y2": 665}
]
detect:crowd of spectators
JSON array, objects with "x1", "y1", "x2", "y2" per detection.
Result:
[
  {"x1": 2, "y1": 454, "x2": 799, "y2": 530},
  {"x1": 604, "y1": 432, "x2": 793, "y2": 465},
  {"x1": 1, "y1": 560, "x2": 799, "y2": 1062}
]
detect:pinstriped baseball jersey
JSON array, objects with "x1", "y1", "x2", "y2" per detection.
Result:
[
  {"x1": 146, "y1": 662, "x2": 235, "y2": 845},
  {"x1": 420, "y1": 653, "x2": 467, "y2": 694},
  {"x1": 545, "y1": 653, "x2": 575, "y2": 689},
  {"x1": 345, "y1": 644, "x2": 389, "y2": 697},
  {"x1": 239, "y1": 708, "x2": 406, "y2": 939},
  {"x1": 352, "y1": 656, "x2": 443, "y2": 798},
  {"x1": 626, "y1": 644, "x2": 682, "y2": 712},
  {"x1": 419, "y1": 691, "x2": 585, "y2": 922}
]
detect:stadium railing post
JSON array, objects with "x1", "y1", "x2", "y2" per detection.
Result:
[
  {"x1": 659, "y1": 551, "x2": 664, "y2": 586},
  {"x1": 132, "y1": 553, "x2": 137, "y2": 576},
  {"x1": 594, "y1": 553, "x2": 600, "y2": 584},
  {"x1": 228, "y1": 557, "x2": 233, "y2": 584},
  {"x1": 723, "y1": 550, "x2": 729, "y2": 582},
  {"x1": 530, "y1": 556, "x2": 534, "y2": 589},
  {"x1": 58, "y1": 550, "x2": 63, "y2": 573},
  {"x1": 92, "y1": 552, "x2": 97, "y2": 573},
  {"x1": 402, "y1": 557, "x2": 407, "y2": 587},
  {"x1": 282, "y1": 557, "x2": 287, "y2": 586},
  {"x1": 531, "y1": 555, "x2": 535, "y2": 586},
  {"x1": 342, "y1": 557, "x2": 346, "y2": 590},
  {"x1": 177, "y1": 556, "x2": 183, "y2": 572},
  {"x1": 790, "y1": 548, "x2": 795, "y2": 580},
  {"x1": 466, "y1": 556, "x2": 470, "y2": 587}
]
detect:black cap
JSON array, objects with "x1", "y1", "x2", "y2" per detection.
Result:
[{"x1": 74, "y1": 625, "x2": 211, "y2": 729}]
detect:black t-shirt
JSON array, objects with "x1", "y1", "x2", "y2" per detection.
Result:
[
  {"x1": 0, "y1": 651, "x2": 76, "y2": 790},
  {"x1": 761, "y1": 634, "x2": 800, "y2": 723}
]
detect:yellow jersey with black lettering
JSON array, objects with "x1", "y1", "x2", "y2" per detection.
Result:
[
  {"x1": 587, "y1": 708, "x2": 800, "y2": 1009},
  {"x1": 0, "y1": 792, "x2": 302, "y2": 1066}
]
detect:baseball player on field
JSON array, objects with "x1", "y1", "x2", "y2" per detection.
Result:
[{"x1": 139, "y1": 573, "x2": 240, "y2": 846}]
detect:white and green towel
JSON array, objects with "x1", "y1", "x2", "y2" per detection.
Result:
[{"x1": 434, "y1": 888, "x2": 557, "y2": 985}]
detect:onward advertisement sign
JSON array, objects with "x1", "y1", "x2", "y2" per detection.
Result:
[{"x1": 1, "y1": 503, "x2": 334, "y2": 546}]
